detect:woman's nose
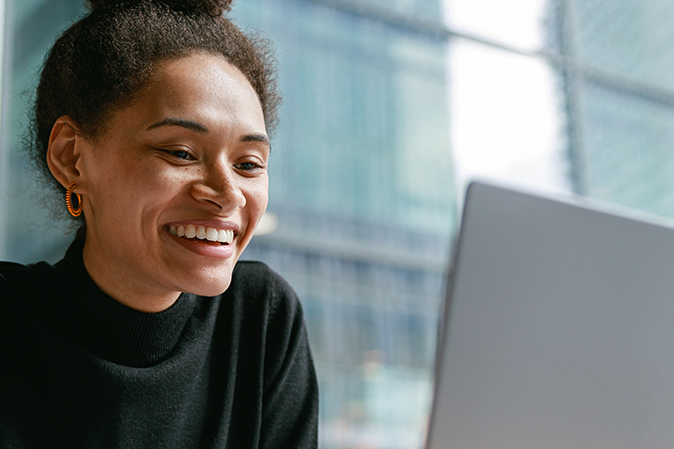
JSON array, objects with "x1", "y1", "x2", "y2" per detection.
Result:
[{"x1": 191, "y1": 163, "x2": 246, "y2": 212}]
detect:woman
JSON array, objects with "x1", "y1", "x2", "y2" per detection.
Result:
[{"x1": 0, "y1": 0, "x2": 318, "y2": 447}]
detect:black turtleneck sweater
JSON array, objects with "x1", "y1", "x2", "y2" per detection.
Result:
[{"x1": 0, "y1": 240, "x2": 318, "y2": 448}]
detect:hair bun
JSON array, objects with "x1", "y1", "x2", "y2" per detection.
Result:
[{"x1": 86, "y1": 0, "x2": 232, "y2": 16}]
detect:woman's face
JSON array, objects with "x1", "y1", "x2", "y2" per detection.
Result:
[{"x1": 76, "y1": 53, "x2": 269, "y2": 311}]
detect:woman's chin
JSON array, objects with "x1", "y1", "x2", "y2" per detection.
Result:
[
  {"x1": 167, "y1": 255, "x2": 240, "y2": 298},
  {"x1": 182, "y1": 276, "x2": 233, "y2": 298}
]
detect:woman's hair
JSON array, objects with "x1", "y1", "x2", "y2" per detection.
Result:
[{"x1": 28, "y1": 0, "x2": 280, "y2": 223}]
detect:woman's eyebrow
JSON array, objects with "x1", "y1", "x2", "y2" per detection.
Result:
[
  {"x1": 147, "y1": 119, "x2": 269, "y2": 147},
  {"x1": 146, "y1": 117, "x2": 209, "y2": 133},
  {"x1": 241, "y1": 134, "x2": 270, "y2": 146}
]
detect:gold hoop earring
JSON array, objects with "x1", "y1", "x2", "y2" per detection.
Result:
[{"x1": 66, "y1": 183, "x2": 83, "y2": 217}]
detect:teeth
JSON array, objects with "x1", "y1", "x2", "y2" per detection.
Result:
[
  {"x1": 168, "y1": 225, "x2": 234, "y2": 244},
  {"x1": 217, "y1": 229, "x2": 229, "y2": 243},
  {"x1": 196, "y1": 225, "x2": 207, "y2": 239},
  {"x1": 218, "y1": 229, "x2": 234, "y2": 243},
  {"x1": 206, "y1": 227, "x2": 218, "y2": 241}
]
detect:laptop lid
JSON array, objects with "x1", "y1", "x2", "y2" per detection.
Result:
[{"x1": 426, "y1": 181, "x2": 674, "y2": 449}]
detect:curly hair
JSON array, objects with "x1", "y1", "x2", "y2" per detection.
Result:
[{"x1": 28, "y1": 0, "x2": 280, "y2": 223}]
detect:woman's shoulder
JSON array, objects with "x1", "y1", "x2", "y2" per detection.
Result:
[
  {"x1": 228, "y1": 260, "x2": 303, "y2": 318},
  {"x1": 0, "y1": 261, "x2": 58, "y2": 329},
  {"x1": 231, "y1": 261, "x2": 296, "y2": 297},
  {"x1": 0, "y1": 260, "x2": 56, "y2": 296}
]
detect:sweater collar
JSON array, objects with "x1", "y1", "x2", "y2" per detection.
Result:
[{"x1": 55, "y1": 239, "x2": 197, "y2": 367}]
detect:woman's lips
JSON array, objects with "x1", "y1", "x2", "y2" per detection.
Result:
[{"x1": 164, "y1": 225, "x2": 237, "y2": 258}]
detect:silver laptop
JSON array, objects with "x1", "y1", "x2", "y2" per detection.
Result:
[{"x1": 426, "y1": 181, "x2": 674, "y2": 449}]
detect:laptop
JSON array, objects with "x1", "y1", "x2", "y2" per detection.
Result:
[{"x1": 426, "y1": 181, "x2": 674, "y2": 449}]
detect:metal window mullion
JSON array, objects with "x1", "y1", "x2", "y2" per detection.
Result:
[
  {"x1": 555, "y1": 0, "x2": 587, "y2": 195},
  {"x1": 0, "y1": 0, "x2": 11, "y2": 260}
]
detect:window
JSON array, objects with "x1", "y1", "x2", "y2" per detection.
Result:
[{"x1": 1, "y1": 0, "x2": 671, "y2": 447}]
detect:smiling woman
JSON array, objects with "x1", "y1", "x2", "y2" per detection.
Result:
[
  {"x1": 0, "y1": 1, "x2": 318, "y2": 447},
  {"x1": 55, "y1": 54, "x2": 271, "y2": 312}
]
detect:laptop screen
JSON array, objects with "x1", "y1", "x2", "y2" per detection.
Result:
[{"x1": 426, "y1": 182, "x2": 674, "y2": 449}]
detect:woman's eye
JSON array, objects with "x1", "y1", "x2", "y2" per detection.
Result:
[
  {"x1": 162, "y1": 149, "x2": 193, "y2": 160},
  {"x1": 236, "y1": 161, "x2": 261, "y2": 171}
]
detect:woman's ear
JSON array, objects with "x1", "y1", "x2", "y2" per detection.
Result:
[{"x1": 46, "y1": 116, "x2": 85, "y2": 189}]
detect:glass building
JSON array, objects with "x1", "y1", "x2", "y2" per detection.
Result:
[{"x1": 3, "y1": 0, "x2": 674, "y2": 448}]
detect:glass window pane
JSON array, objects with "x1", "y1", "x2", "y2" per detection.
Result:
[
  {"x1": 572, "y1": 0, "x2": 674, "y2": 92},
  {"x1": 581, "y1": 82, "x2": 674, "y2": 217},
  {"x1": 296, "y1": 0, "x2": 444, "y2": 23},
  {"x1": 1, "y1": 0, "x2": 85, "y2": 263},
  {"x1": 449, "y1": 39, "x2": 570, "y2": 195},
  {"x1": 445, "y1": 0, "x2": 551, "y2": 51}
]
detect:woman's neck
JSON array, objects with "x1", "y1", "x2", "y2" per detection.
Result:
[{"x1": 82, "y1": 239, "x2": 181, "y2": 313}]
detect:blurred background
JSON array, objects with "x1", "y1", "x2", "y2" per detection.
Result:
[{"x1": 2, "y1": 0, "x2": 673, "y2": 447}]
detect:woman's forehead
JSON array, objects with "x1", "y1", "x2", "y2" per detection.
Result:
[
  {"x1": 151, "y1": 54, "x2": 254, "y2": 100},
  {"x1": 111, "y1": 54, "x2": 266, "y2": 136}
]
